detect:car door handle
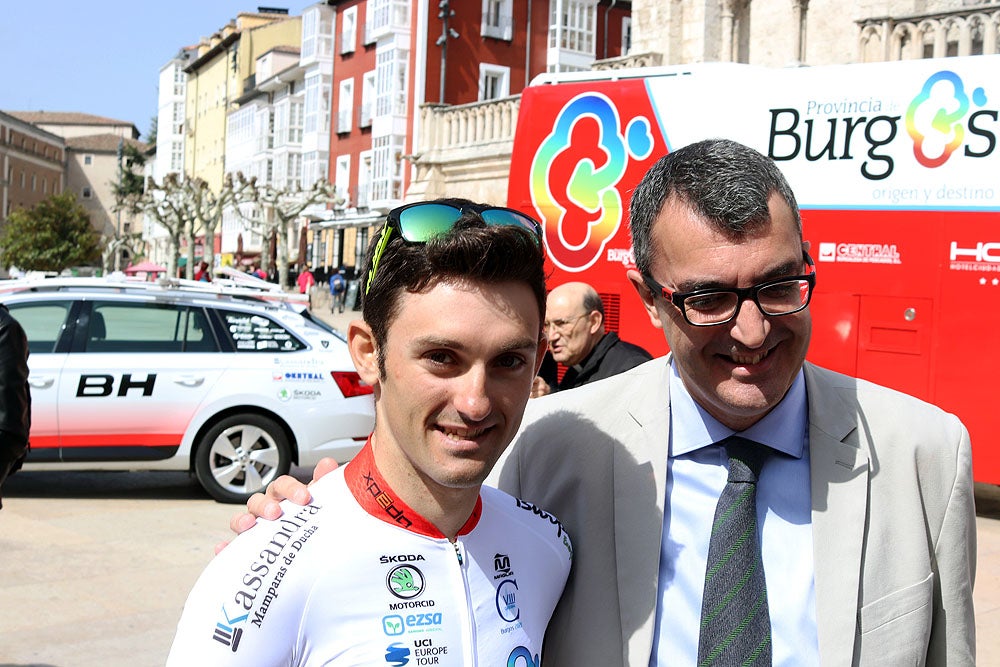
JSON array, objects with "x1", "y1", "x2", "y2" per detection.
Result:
[
  {"x1": 174, "y1": 375, "x2": 205, "y2": 387},
  {"x1": 28, "y1": 376, "x2": 55, "y2": 389}
]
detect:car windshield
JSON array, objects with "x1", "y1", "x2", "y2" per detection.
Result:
[{"x1": 299, "y1": 310, "x2": 347, "y2": 341}]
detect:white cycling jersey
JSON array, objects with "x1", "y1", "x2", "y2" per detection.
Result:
[{"x1": 167, "y1": 441, "x2": 572, "y2": 666}]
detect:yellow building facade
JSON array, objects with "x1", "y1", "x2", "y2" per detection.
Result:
[{"x1": 184, "y1": 12, "x2": 302, "y2": 191}]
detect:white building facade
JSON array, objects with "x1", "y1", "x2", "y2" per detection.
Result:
[
  {"x1": 146, "y1": 47, "x2": 197, "y2": 268},
  {"x1": 221, "y1": 3, "x2": 336, "y2": 271}
]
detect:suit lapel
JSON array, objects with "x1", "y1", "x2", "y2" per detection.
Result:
[
  {"x1": 614, "y1": 356, "x2": 672, "y2": 664},
  {"x1": 804, "y1": 363, "x2": 870, "y2": 667}
]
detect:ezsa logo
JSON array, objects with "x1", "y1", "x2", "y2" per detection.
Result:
[{"x1": 529, "y1": 91, "x2": 654, "y2": 272}]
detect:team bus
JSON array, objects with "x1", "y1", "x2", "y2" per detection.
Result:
[{"x1": 506, "y1": 55, "x2": 1000, "y2": 482}]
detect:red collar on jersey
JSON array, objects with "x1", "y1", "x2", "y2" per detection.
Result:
[{"x1": 344, "y1": 438, "x2": 483, "y2": 539}]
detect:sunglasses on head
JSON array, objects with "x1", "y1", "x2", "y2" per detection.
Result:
[{"x1": 365, "y1": 202, "x2": 543, "y2": 294}]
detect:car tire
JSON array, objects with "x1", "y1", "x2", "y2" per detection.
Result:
[{"x1": 194, "y1": 413, "x2": 291, "y2": 503}]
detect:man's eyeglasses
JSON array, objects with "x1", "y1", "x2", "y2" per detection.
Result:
[
  {"x1": 543, "y1": 313, "x2": 589, "y2": 334},
  {"x1": 366, "y1": 202, "x2": 543, "y2": 294},
  {"x1": 641, "y1": 252, "x2": 816, "y2": 327}
]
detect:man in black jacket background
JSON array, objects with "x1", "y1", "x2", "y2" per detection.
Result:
[
  {"x1": 0, "y1": 303, "x2": 31, "y2": 508},
  {"x1": 532, "y1": 282, "x2": 652, "y2": 397}
]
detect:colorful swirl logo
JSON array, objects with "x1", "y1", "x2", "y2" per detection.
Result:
[
  {"x1": 529, "y1": 92, "x2": 654, "y2": 272},
  {"x1": 906, "y1": 70, "x2": 987, "y2": 168}
]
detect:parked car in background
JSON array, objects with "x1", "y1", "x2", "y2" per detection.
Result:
[{"x1": 0, "y1": 276, "x2": 375, "y2": 503}]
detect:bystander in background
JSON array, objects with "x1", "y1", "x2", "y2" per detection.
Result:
[{"x1": 532, "y1": 281, "x2": 652, "y2": 397}]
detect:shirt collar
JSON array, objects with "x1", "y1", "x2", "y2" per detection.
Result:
[
  {"x1": 344, "y1": 437, "x2": 483, "y2": 538},
  {"x1": 668, "y1": 360, "x2": 807, "y2": 459},
  {"x1": 570, "y1": 332, "x2": 614, "y2": 373}
]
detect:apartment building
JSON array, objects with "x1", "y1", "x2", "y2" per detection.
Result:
[
  {"x1": 220, "y1": 2, "x2": 337, "y2": 273},
  {"x1": 5, "y1": 112, "x2": 145, "y2": 268},
  {"x1": 224, "y1": 43, "x2": 309, "y2": 267},
  {"x1": 183, "y1": 9, "x2": 303, "y2": 192},
  {"x1": 0, "y1": 111, "x2": 65, "y2": 224},
  {"x1": 145, "y1": 46, "x2": 199, "y2": 267},
  {"x1": 154, "y1": 46, "x2": 199, "y2": 183},
  {"x1": 310, "y1": 0, "x2": 632, "y2": 276}
]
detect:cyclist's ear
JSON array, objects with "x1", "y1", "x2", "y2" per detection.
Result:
[{"x1": 348, "y1": 320, "x2": 381, "y2": 387}]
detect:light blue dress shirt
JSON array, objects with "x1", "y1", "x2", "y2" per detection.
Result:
[{"x1": 649, "y1": 362, "x2": 819, "y2": 666}]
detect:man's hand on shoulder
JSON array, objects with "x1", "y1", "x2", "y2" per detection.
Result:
[
  {"x1": 530, "y1": 376, "x2": 552, "y2": 398},
  {"x1": 214, "y1": 457, "x2": 340, "y2": 554}
]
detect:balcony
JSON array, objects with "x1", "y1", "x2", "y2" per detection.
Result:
[
  {"x1": 336, "y1": 110, "x2": 351, "y2": 134},
  {"x1": 359, "y1": 103, "x2": 372, "y2": 128},
  {"x1": 356, "y1": 182, "x2": 370, "y2": 209},
  {"x1": 404, "y1": 96, "x2": 520, "y2": 204},
  {"x1": 340, "y1": 29, "x2": 355, "y2": 54},
  {"x1": 417, "y1": 96, "x2": 519, "y2": 157},
  {"x1": 482, "y1": 14, "x2": 513, "y2": 41}
]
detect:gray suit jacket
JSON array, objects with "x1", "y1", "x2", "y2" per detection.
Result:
[{"x1": 491, "y1": 357, "x2": 976, "y2": 666}]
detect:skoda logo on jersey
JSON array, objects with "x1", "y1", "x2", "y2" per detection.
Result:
[
  {"x1": 385, "y1": 642, "x2": 411, "y2": 666},
  {"x1": 496, "y1": 579, "x2": 520, "y2": 622},
  {"x1": 387, "y1": 564, "x2": 425, "y2": 599}
]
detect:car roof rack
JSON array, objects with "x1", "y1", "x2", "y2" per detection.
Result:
[{"x1": 0, "y1": 271, "x2": 310, "y2": 310}]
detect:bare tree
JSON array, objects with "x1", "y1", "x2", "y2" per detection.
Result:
[
  {"x1": 135, "y1": 173, "x2": 192, "y2": 278},
  {"x1": 233, "y1": 175, "x2": 339, "y2": 289},
  {"x1": 108, "y1": 142, "x2": 148, "y2": 272},
  {"x1": 129, "y1": 173, "x2": 256, "y2": 278},
  {"x1": 186, "y1": 173, "x2": 257, "y2": 275}
]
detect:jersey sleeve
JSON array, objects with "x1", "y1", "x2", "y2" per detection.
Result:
[{"x1": 166, "y1": 502, "x2": 325, "y2": 666}]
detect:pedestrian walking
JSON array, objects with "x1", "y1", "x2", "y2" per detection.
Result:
[{"x1": 329, "y1": 268, "x2": 347, "y2": 313}]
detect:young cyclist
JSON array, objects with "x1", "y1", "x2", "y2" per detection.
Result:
[{"x1": 167, "y1": 199, "x2": 571, "y2": 665}]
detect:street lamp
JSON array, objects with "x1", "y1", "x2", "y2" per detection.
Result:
[
  {"x1": 436, "y1": 0, "x2": 460, "y2": 104},
  {"x1": 115, "y1": 137, "x2": 124, "y2": 272}
]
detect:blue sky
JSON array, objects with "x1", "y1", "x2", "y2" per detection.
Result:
[{"x1": 1, "y1": 1, "x2": 312, "y2": 140}]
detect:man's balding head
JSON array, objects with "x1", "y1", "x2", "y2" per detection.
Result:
[{"x1": 544, "y1": 282, "x2": 606, "y2": 367}]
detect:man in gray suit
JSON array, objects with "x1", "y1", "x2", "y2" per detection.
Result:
[{"x1": 238, "y1": 139, "x2": 976, "y2": 666}]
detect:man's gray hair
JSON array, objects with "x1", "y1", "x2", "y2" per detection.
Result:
[
  {"x1": 581, "y1": 288, "x2": 604, "y2": 317},
  {"x1": 629, "y1": 139, "x2": 801, "y2": 274}
]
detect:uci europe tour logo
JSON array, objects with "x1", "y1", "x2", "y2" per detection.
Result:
[{"x1": 529, "y1": 91, "x2": 654, "y2": 272}]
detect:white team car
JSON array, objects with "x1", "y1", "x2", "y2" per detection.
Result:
[{"x1": 0, "y1": 276, "x2": 375, "y2": 503}]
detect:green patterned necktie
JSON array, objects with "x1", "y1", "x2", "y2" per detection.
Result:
[{"x1": 697, "y1": 436, "x2": 772, "y2": 667}]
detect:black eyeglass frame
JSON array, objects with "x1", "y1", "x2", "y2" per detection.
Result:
[{"x1": 641, "y1": 251, "x2": 817, "y2": 327}]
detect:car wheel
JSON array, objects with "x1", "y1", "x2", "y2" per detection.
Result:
[{"x1": 194, "y1": 414, "x2": 291, "y2": 503}]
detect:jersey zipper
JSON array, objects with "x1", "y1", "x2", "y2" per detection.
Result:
[{"x1": 450, "y1": 538, "x2": 477, "y2": 666}]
